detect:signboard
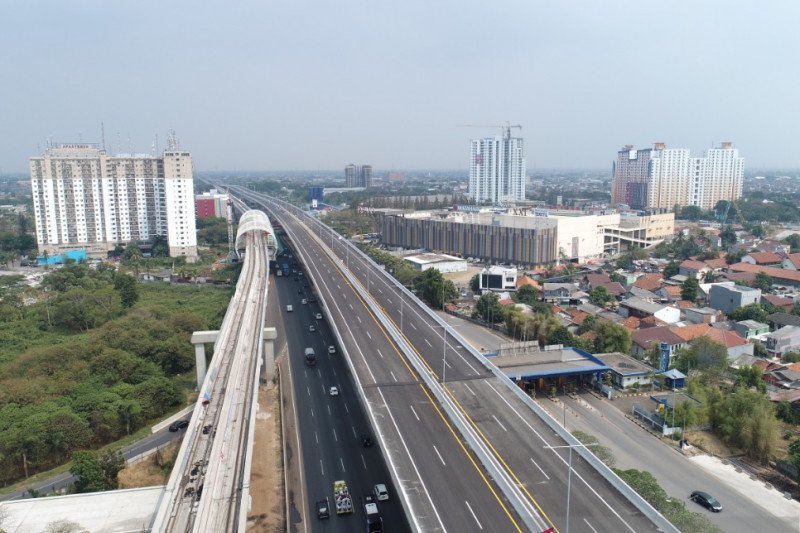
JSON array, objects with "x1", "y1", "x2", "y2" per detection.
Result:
[
  {"x1": 533, "y1": 209, "x2": 549, "y2": 218},
  {"x1": 659, "y1": 342, "x2": 670, "y2": 372}
]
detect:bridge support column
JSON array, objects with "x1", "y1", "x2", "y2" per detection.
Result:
[
  {"x1": 262, "y1": 327, "x2": 278, "y2": 382},
  {"x1": 190, "y1": 330, "x2": 220, "y2": 389}
]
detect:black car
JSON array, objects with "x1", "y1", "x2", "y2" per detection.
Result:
[
  {"x1": 316, "y1": 498, "x2": 330, "y2": 519},
  {"x1": 169, "y1": 420, "x2": 189, "y2": 432},
  {"x1": 361, "y1": 433, "x2": 373, "y2": 447},
  {"x1": 690, "y1": 491, "x2": 722, "y2": 512},
  {"x1": 202, "y1": 424, "x2": 213, "y2": 435},
  {"x1": 308, "y1": 296, "x2": 317, "y2": 303}
]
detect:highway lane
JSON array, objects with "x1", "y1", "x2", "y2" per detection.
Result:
[
  {"x1": 259, "y1": 199, "x2": 530, "y2": 532},
  {"x1": 245, "y1": 192, "x2": 670, "y2": 533},
  {"x1": 553, "y1": 393, "x2": 797, "y2": 532},
  {"x1": 275, "y1": 266, "x2": 409, "y2": 532}
]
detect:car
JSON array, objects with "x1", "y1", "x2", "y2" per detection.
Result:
[
  {"x1": 690, "y1": 491, "x2": 722, "y2": 512},
  {"x1": 301, "y1": 298, "x2": 308, "y2": 305},
  {"x1": 202, "y1": 424, "x2": 213, "y2": 435},
  {"x1": 360, "y1": 433, "x2": 373, "y2": 447},
  {"x1": 286, "y1": 304, "x2": 293, "y2": 312},
  {"x1": 315, "y1": 312, "x2": 323, "y2": 320},
  {"x1": 309, "y1": 324, "x2": 315, "y2": 332},
  {"x1": 329, "y1": 386, "x2": 339, "y2": 396},
  {"x1": 303, "y1": 282, "x2": 309, "y2": 288},
  {"x1": 308, "y1": 296, "x2": 317, "y2": 303},
  {"x1": 373, "y1": 483, "x2": 389, "y2": 501},
  {"x1": 169, "y1": 420, "x2": 189, "y2": 432},
  {"x1": 316, "y1": 498, "x2": 330, "y2": 519},
  {"x1": 328, "y1": 345, "x2": 336, "y2": 354}
]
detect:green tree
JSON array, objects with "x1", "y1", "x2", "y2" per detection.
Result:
[
  {"x1": 70, "y1": 451, "x2": 105, "y2": 493},
  {"x1": 546, "y1": 326, "x2": 577, "y2": 347},
  {"x1": 783, "y1": 351, "x2": 800, "y2": 363},
  {"x1": 571, "y1": 431, "x2": 615, "y2": 467},
  {"x1": 474, "y1": 292, "x2": 504, "y2": 323},
  {"x1": 725, "y1": 249, "x2": 746, "y2": 264},
  {"x1": 113, "y1": 273, "x2": 139, "y2": 308},
  {"x1": 122, "y1": 243, "x2": 142, "y2": 262},
  {"x1": 589, "y1": 286, "x2": 612, "y2": 306},
  {"x1": 754, "y1": 272, "x2": 773, "y2": 291},
  {"x1": 413, "y1": 268, "x2": 458, "y2": 309},
  {"x1": 735, "y1": 365, "x2": 766, "y2": 393},
  {"x1": 784, "y1": 233, "x2": 800, "y2": 253},
  {"x1": 729, "y1": 303, "x2": 769, "y2": 323},
  {"x1": 591, "y1": 320, "x2": 631, "y2": 353},
  {"x1": 50, "y1": 287, "x2": 122, "y2": 332},
  {"x1": 513, "y1": 285, "x2": 539, "y2": 306},
  {"x1": 788, "y1": 438, "x2": 800, "y2": 477},
  {"x1": 663, "y1": 261, "x2": 680, "y2": 279},
  {"x1": 719, "y1": 225, "x2": 737, "y2": 247},
  {"x1": 151, "y1": 235, "x2": 170, "y2": 258},
  {"x1": 469, "y1": 274, "x2": 480, "y2": 293},
  {"x1": 99, "y1": 450, "x2": 125, "y2": 490},
  {"x1": 674, "y1": 336, "x2": 728, "y2": 375},
  {"x1": 680, "y1": 277, "x2": 699, "y2": 302}
]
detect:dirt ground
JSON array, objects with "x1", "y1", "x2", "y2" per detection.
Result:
[
  {"x1": 443, "y1": 265, "x2": 482, "y2": 287},
  {"x1": 118, "y1": 441, "x2": 180, "y2": 489},
  {"x1": 246, "y1": 381, "x2": 284, "y2": 532}
]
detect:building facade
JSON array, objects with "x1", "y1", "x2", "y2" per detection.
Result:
[
  {"x1": 30, "y1": 144, "x2": 197, "y2": 259},
  {"x1": 344, "y1": 164, "x2": 372, "y2": 188},
  {"x1": 469, "y1": 135, "x2": 526, "y2": 203},
  {"x1": 195, "y1": 189, "x2": 229, "y2": 219},
  {"x1": 611, "y1": 142, "x2": 744, "y2": 211}
]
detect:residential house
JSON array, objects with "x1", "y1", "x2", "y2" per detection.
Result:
[
  {"x1": 632, "y1": 273, "x2": 663, "y2": 292},
  {"x1": 585, "y1": 272, "x2": 612, "y2": 288},
  {"x1": 542, "y1": 283, "x2": 578, "y2": 304},
  {"x1": 709, "y1": 284, "x2": 761, "y2": 315},
  {"x1": 783, "y1": 253, "x2": 800, "y2": 271},
  {"x1": 733, "y1": 319, "x2": 770, "y2": 340},
  {"x1": 728, "y1": 263, "x2": 800, "y2": 287},
  {"x1": 679, "y1": 260, "x2": 711, "y2": 280},
  {"x1": 684, "y1": 307, "x2": 719, "y2": 324},
  {"x1": 742, "y1": 252, "x2": 783, "y2": 266},
  {"x1": 768, "y1": 313, "x2": 800, "y2": 331},
  {"x1": 762, "y1": 294, "x2": 795, "y2": 313},
  {"x1": 671, "y1": 323, "x2": 753, "y2": 361},
  {"x1": 703, "y1": 257, "x2": 728, "y2": 271},
  {"x1": 753, "y1": 239, "x2": 790, "y2": 255},
  {"x1": 619, "y1": 297, "x2": 681, "y2": 324},
  {"x1": 765, "y1": 326, "x2": 800, "y2": 358},
  {"x1": 657, "y1": 285, "x2": 682, "y2": 302},
  {"x1": 631, "y1": 326, "x2": 686, "y2": 359},
  {"x1": 628, "y1": 286, "x2": 661, "y2": 301}
]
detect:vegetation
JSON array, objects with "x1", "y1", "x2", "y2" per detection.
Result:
[
  {"x1": 196, "y1": 217, "x2": 230, "y2": 248},
  {"x1": 590, "y1": 319, "x2": 631, "y2": 353},
  {"x1": 512, "y1": 284, "x2": 538, "y2": 306},
  {"x1": 70, "y1": 450, "x2": 124, "y2": 493},
  {"x1": 474, "y1": 292, "x2": 506, "y2": 324},
  {"x1": 680, "y1": 277, "x2": 699, "y2": 302},
  {"x1": 413, "y1": 268, "x2": 458, "y2": 309},
  {"x1": 673, "y1": 337, "x2": 728, "y2": 377},
  {"x1": 754, "y1": 271, "x2": 773, "y2": 291},
  {"x1": 359, "y1": 245, "x2": 420, "y2": 287},
  {"x1": 322, "y1": 209, "x2": 378, "y2": 237},
  {"x1": 505, "y1": 310, "x2": 560, "y2": 345},
  {"x1": 729, "y1": 303, "x2": 770, "y2": 323},
  {"x1": 663, "y1": 261, "x2": 679, "y2": 279},
  {"x1": 0, "y1": 269, "x2": 231, "y2": 486},
  {"x1": 588, "y1": 285, "x2": 612, "y2": 306},
  {"x1": 0, "y1": 211, "x2": 36, "y2": 265}
]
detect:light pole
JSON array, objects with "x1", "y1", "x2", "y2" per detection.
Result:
[{"x1": 544, "y1": 442, "x2": 600, "y2": 533}]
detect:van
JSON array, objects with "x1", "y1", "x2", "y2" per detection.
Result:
[
  {"x1": 304, "y1": 347, "x2": 316, "y2": 366},
  {"x1": 286, "y1": 304, "x2": 293, "y2": 312}
]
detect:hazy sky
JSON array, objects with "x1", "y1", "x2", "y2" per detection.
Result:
[{"x1": 2, "y1": 1, "x2": 798, "y2": 172}]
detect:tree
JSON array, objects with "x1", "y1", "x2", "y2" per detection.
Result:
[
  {"x1": 589, "y1": 286, "x2": 612, "y2": 306},
  {"x1": 546, "y1": 326, "x2": 576, "y2": 347},
  {"x1": 754, "y1": 272, "x2": 773, "y2": 291},
  {"x1": 513, "y1": 284, "x2": 539, "y2": 306},
  {"x1": 725, "y1": 249, "x2": 745, "y2": 265},
  {"x1": 719, "y1": 225, "x2": 737, "y2": 247},
  {"x1": 677, "y1": 205, "x2": 706, "y2": 221},
  {"x1": 680, "y1": 277, "x2": 699, "y2": 302},
  {"x1": 413, "y1": 268, "x2": 458, "y2": 309},
  {"x1": 735, "y1": 365, "x2": 766, "y2": 393},
  {"x1": 151, "y1": 235, "x2": 170, "y2": 258},
  {"x1": 591, "y1": 320, "x2": 631, "y2": 353},
  {"x1": 122, "y1": 243, "x2": 142, "y2": 262},
  {"x1": 784, "y1": 233, "x2": 800, "y2": 253},
  {"x1": 663, "y1": 261, "x2": 680, "y2": 279},
  {"x1": 469, "y1": 274, "x2": 479, "y2": 293},
  {"x1": 98, "y1": 450, "x2": 125, "y2": 490},
  {"x1": 113, "y1": 273, "x2": 139, "y2": 308},
  {"x1": 789, "y1": 439, "x2": 800, "y2": 477},
  {"x1": 474, "y1": 292, "x2": 504, "y2": 323},
  {"x1": 70, "y1": 451, "x2": 105, "y2": 493},
  {"x1": 729, "y1": 303, "x2": 769, "y2": 323},
  {"x1": 784, "y1": 352, "x2": 800, "y2": 363},
  {"x1": 674, "y1": 336, "x2": 728, "y2": 375}
]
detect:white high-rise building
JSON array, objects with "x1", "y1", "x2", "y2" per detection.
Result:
[
  {"x1": 30, "y1": 143, "x2": 198, "y2": 259},
  {"x1": 469, "y1": 134, "x2": 526, "y2": 203}
]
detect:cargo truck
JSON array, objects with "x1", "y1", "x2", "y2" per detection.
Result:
[{"x1": 333, "y1": 480, "x2": 353, "y2": 515}]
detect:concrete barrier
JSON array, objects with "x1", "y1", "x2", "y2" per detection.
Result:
[{"x1": 151, "y1": 405, "x2": 194, "y2": 434}]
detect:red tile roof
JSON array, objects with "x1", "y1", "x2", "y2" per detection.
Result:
[
  {"x1": 762, "y1": 294, "x2": 794, "y2": 310},
  {"x1": 516, "y1": 276, "x2": 540, "y2": 289},
  {"x1": 680, "y1": 259, "x2": 708, "y2": 271},
  {"x1": 729, "y1": 263, "x2": 800, "y2": 283},
  {"x1": 670, "y1": 323, "x2": 749, "y2": 348},
  {"x1": 620, "y1": 316, "x2": 641, "y2": 331},
  {"x1": 746, "y1": 252, "x2": 783, "y2": 264},
  {"x1": 633, "y1": 273, "x2": 663, "y2": 291},
  {"x1": 704, "y1": 258, "x2": 728, "y2": 270},
  {"x1": 785, "y1": 253, "x2": 800, "y2": 270}
]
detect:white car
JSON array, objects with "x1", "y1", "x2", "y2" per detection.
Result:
[
  {"x1": 286, "y1": 305, "x2": 293, "y2": 312},
  {"x1": 373, "y1": 483, "x2": 389, "y2": 501},
  {"x1": 328, "y1": 345, "x2": 336, "y2": 354},
  {"x1": 301, "y1": 298, "x2": 308, "y2": 305},
  {"x1": 329, "y1": 386, "x2": 339, "y2": 396},
  {"x1": 315, "y1": 312, "x2": 323, "y2": 320},
  {"x1": 309, "y1": 324, "x2": 316, "y2": 332}
]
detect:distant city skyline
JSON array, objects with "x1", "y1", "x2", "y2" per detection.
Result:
[{"x1": 2, "y1": 1, "x2": 799, "y2": 173}]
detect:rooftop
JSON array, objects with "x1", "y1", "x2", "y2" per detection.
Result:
[
  {"x1": 404, "y1": 253, "x2": 465, "y2": 265},
  {"x1": 489, "y1": 347, "x2": 608, "y2": 379},
  {"x1": 621, "y1": 297, "x2": 667, "y2": 315},
  {"x1": 729, "y1": 263, "x2": 800, "y2": 283},
  {"x1": 596, "y1": 352, "x2": 654, "y2": 376}
]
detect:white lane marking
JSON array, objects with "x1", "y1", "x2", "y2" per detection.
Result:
[
  {"x1": 377, "y1": 349, "x2": 384, "y2": 359},
  {"x1": 361, "y1": 454, "x2": 367, "y2": 470},
  {"x1": 443, "y1": 359, "x2": 452, "y2": 368},
  {"x1": 463, "y1": 383, "x2": 476, "y2": 396},
  {"x1": 409, "y1": 405, "x2": 420, "y2": 422},
  {"x1": 317, "y1": 368, "x2": 321, "y2": 378},
  {"x1": 306, "y1": 386, "x2": 310, "y2": 397},
  {"x1": 357, "y1": 316, "x2": 362, "y2": 323},
  {"x1": 433, "y1": 445, "x2": 446, "y2": 466},
  {"x1": 530, "y1": 457, "x2": 550, "y2": 480},
  {"x1": 465, "y1": 501, "x2": 483, "y2": 530},
  {"x1": 320, "y1": 460, "x2": 324, "y2": 476},
  {"x1": 390, "y1": 371, "x2": 398, "y2": 382},
  {"x1": 333, "y1": 428, "x2": 338, "y2": 442},
  {"x1": 410, "y1": 322, "x2": 417, "y2": 330},
  {"x1": 337, "y1": 284, "x2": 341, "y2": 289},
  {"x1": 315, "y1": 431, "x2": 319, "y2": 444},
  {"x1": 349, "y1": 303, "x2": 354, "y2": 310},
  {"x1": 366, "y1": 331, "x2": 372, "y2": 339},
  {"x1": 344, "y1": 402, "x2": 349, "y2": 414},
  {"x1": 584, "y1": 518, "x2": 599, "y2": 533},
  {"x1": 304, "y1": 370, "x2": 307, "y2": 378},
  {"x1": 485, "y1": 382, "x2": 636, "y2": 532},
  {"x1": 386, "y1": 298, "x2": 392, "y2": 304},
  {"x1": 321, "y1": 384, "x2": 326, "y2": 395},
  {"x1": 425, "y1": 338, "x2": 432, "y2": 347},
  {"x1": 327, "y1": 405, "x2": 331, "y2": 415},
  {"x1": 332, "y1": 368, "x2": 337, "y2": 376},
  {"x1": 340, "y1": 457, "x2": 346, "y2": 472},
  {"x1": 352, "y1": 426, "x2": 357, "y2": 438},
  {"x1": 311, "y1": 408, "x2": 315, "y2": 418},
  {"x1": 378, "y1": 288, "x2": 383, "y2": 294},
  {"x1": 492, "y1": 414, "x2": 508, "y2": 432}
]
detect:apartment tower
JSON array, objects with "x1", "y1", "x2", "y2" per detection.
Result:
[{"x1": 469, "y1": 131, "x2": 526, "y2": 203}]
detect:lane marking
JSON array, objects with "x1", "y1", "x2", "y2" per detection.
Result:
[
  {"x1": 311, "y1": 408, "x2": 315, "y2": 418},
  {"x1": 340, "y1": 457, "x2": 346, "y2": 472},
  {"x1": 463, "y1": 383, "x2": 476, "y2": 396},
  {"x1": 344, "y1": 403, "x2": 349, "y2": 414},
  {"x1": 366, "y1": 331, "x2": 372, "y2": 339},
  {"x1": 386, "y1": 297, "x2": 392, "y2": 304},
  {"x1": 352, "y1": 426, "x2": 357, "y2": 438},
  {"x1": 320, "y1": 459, "x2": 324, "y2": 476},
  {"x1": 306, "y1": 386, "x2": 310, "y2": 397},
  {"x1": 333, "y1": 428, "x2": 338, "y2": 442},
  {"x1": 327, "y1": 405, "x2": 331, "y2": 415},
  {"x1": 357, "y1": 316, "x2": 362, "y2": 323},
  {"x1": 390, "y1": 371, "x2": 398, "y2": 382},
  {"x1": 530, "y1": 458, "x2": 549, "y2": 480},
  {"x1": 433, "y1": 445, "x2": 446, "y2": 466},
  {"x1": 584, "y1": 519, "x2": 599, "y2": 533},
  {"x1": 409, "y1": 322, "x2": 417, "y2": 330},
  {"x1": 465, "y1": 501, "x2": 483, "y2": 530},
  {"x1": 315, "y1": 431, "x2": 319, "y2": 444},
  {"x1": 492, "y1": 415, "x2": 508, "y2": 432},
  {"x1": 425, "y1": 339, "x2": 432, "y2": 347},
  {"x1": 378, "y1": 288, "x2": 383, "y2": 294},
  {"x1": 349, "y1": 303, "x2": 354, "y2": 310},
  {"x1": 409, "y1": 405, "x2": 420, "y2": 422},
  {"x1": 361, "y1": 454, "x2": 367, "y2": 470},
  {"x1": 377, "y1": 349, "x2": 384, "y2": 359}
]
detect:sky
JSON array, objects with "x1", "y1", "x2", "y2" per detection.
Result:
[{"x1": 1, "y1": 1, "x2": 799, "y2": 173}]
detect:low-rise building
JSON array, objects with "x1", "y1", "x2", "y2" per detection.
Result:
[
  {"x1": 684, "y1": 307, "x2": 719, "y2": 324},
  {"x1": 404, "y1": 253, "x2": 468, "y2": 273},
  {"x1": 596, "y1": 352, "x2": 655, "y2": 389},
  {"x1": 765, "y1": 326, "x2": 800, "y2": 358},
  {"x1": 542, "y1": 283, "x2": 578, "y2": 304},
  {"x1": 679, "y1": 260, "x2": 711, "y2": 280},
  {"x1": 783, "y1": 253, "x2": 800, "y2": 271},
  {"x1": 762, "y1": 294, "x2": 795, "y2": 313},
  {"x1": 733, "y1": 319, "x2": 770, "y2": 340},
  {"x1": 479, "y1": 266, "x2": 517, "y2": 291},
  {"x1": 742, "y1": 252, "x2": 783, "y2": 266},
  {"x1": 709, "y1": 284, "x2": 761, "y2": 315},
  {"x1": 619, "y1": 297, "x2": 681, "y2": 324}
]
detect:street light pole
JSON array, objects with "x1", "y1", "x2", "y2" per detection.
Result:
[{"x1": 544, "y1": 442, "x2": 600, "y2": 533}]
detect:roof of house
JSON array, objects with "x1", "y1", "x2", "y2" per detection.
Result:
[
  {"x1": 595, "y1": 352, "x2": 654, "y2": 376},
  {"x1": 670, "y1": 323, "x2": 749, "y2": 348},
  {"x1": 719, "y1": 271, "x2": 757, "y2": 283},
  {"x1": 586, "y1": 273, "x2": 612, "y2": 287},
  {"x1": 570, "y1": 311, "x2": 589, "y2": 325},
  {"x1": 661, "y1": 368, "x2": 686, "y2": 379},
  {"x1": 676, "y1": 300, "x2": 696, "y2": 308},
  {"x1": 632, "y1": 326, "x2": 686, "y2": 349},
  {"x1": 762, "y1": 294, "x2": 794, "y2": 308},
  {"x1": 543, "y1": 283, "x2": 578, "y2": 291},
  {"x1": 621, "y1": 297, "x2": 668, "y2": 315},
  {"x1": 768, "y1": 313, "x2": 800, "y2": 327},
  {"x1": 632, "y1": 273, "x2": 663, "y2": 291},
  {"x1": 729, "y1": 263, "x2": 800, "y2": 283},
  {"x1": 599, "y1": 281, "x2": 627, "y2": 296},
  {"x1": 680, "y1": 259, "x2": 709, "y2": 271},
  {"x1": 516, "y1": 276, "x2": 540, "y2": 289},
  {"x1": 704, "y1": 257, "x2": 728, "y2": 270},
  {"x1": 620, "y1": 316, "x2": 641, "y2": 331},
  {"x1": 737, "y1": 319, "x2": 769, "y2": 330},
  {"x1": 785, "y1": 253, "x2": 800, "y2": 270},
  {"x1": 662, "y1": 285, "x2": 682, "y2": 298},
  {"x1": 628, "y1": 286, "x2": 660, "y2": 301},
  {"x1": 746, "y1": 251, "x2": 783, "y2": 264},
  {"x1": 766, "y1": 325, "x2": 800, "y2": 340}
]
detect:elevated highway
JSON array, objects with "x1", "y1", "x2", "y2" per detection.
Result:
[{"x1": 234, "y1": 188, "x2": 678, "y2": 533}]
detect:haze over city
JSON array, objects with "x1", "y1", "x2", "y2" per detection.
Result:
[{"x1": 2, "y1": 0, "x2": 799, "y2": 172}]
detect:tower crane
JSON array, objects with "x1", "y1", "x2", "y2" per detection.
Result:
[{"x1": 458, "y1": 122, "x2": 522, "y2": 141}]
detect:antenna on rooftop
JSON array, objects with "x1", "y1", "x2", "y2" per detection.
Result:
[
  {"x1": 127, "y1": 133, "x2": 132, "y2": 154},
  {"x1": 116, "y1": 131, "x2": 122, "y2": 155},
  {"x1": 153, "y1": 133, "x2": 159, "y2": 156},
  {"x1": 100, "y1": 122, "x2": 106, "y2": 151},
  {"x1": 167, "y1": 129, "x2": 180, "y2": 151}
]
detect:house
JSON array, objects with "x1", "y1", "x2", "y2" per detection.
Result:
[
  {"x1": 764, "y1": 326, "x2": 800, "y2": 358},
  {"x1": 742, "y1": 252, "x2": 783, "y2": 266},
  {"x1": 728, "y1": 263, "x2": 800, "y2": 287},
  {"x1": 596, "y1": 352, "x2": 655, "y2": 389},
  {"x1": 703, "y1": 257, "x2": 728, "y2": 271},
  {"x1": 670, "y1": 323, "x2": 753, "y2": 361},
  {"x1": 599, "y1": 282, "x2": 627, "y2": 299},
  {"x1": 709, "y1": 284, "x2": 761, "y2": 315},
  {"x1": 657, "y1": 285, "x2": 682, "y2": 302},
  {"x1": 628, "y1": 286, "x2": 661, "y2": 301},
  {"x1": 768, "y1": 313, "x2": 800, "y2": 330},
  {"x1": 140, "y1": 269, "x2": 173, "y2": 282},
  {"x1": 585, "y1": 272, "x2": 612, "y2": 289},
  {"x1": 679, "y1": 260, "x2": 711, "y2": 280},
  {"x1": 542, "y1": 283, "x2": 578, "y2": 304},
  {"x1": 733, "y1": 320, "x2": 770, "y2": 340},
  {"x1": 763, "y1": 368, "x2": 800, "y2": 390},
  {"x1": 783, "y1": 253, "x2": 800, "y2": 271},
  {"x1": 479, "y1": 266, "x2": 517, "y2": 292},
  {"x1": 619, "y1": 297, "x2": 681, "y2": 324},
  {"x1": 661, "y1": 368, "x2": 686, "y2": 389},
  {"x1": 753, "y1": 239, "x2": 790, "y2": 255},
  {"x1": 631, "y1": 326, "x2": 686, "y2": 359},
  {"x1": 718, "y1": 270, "x2": 757, "y2": 285},
  {"x1": 762, "y1": 294, "x2": 795, "y2": 313},
  {"x1": 684, "y1": 307, "x2": 719, "y2": 325},
  {"x1": 632, "y1": 273, "x2": 663, "y2": 292}
]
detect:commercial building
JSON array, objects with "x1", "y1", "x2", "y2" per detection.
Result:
[
  {"x1": 403, "y1": 253, "x2": 467, "y2": 273},
  {"x1": 195, "y1": 189, "x2": 229, "y2": 219},
  {"x1": 765, "y1": 326, "x2": 800, "y2": 358},
  {"x1": 378, "y1": 208, "x2": 673, "y2": 268},
  {"x1": 469, "y1": 130, "x2": 525, "y2": 203},
  {"x1": 479, "y1": 266, "x2": 517, "y2": 292},
  {"x1": 30, "y1": 143, "x2": 197, "y2": 259},
  {"x1": 345, "y1": 164, "x2": 373, "y2": 188},
  {"x1": 611, "y1": 142, "x2": 744, "y2": 211}
]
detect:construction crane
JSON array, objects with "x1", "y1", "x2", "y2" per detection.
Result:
[{"x1": 458, "y1": 122, "x2": 522, "y2": 141}]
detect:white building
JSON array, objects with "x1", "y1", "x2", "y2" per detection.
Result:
[
  {"x1": 403, "y1": 253, "x2": 467, "y2": 273},
  {"x1": 479, "y1": 266, "x2": 518, "y2": 292},
  {"x1": 469, "y1": 132, "x2": 525, "y2": 203},
  {"x1": 30, "y1": 143, "x2": 197, "y2": 259}
]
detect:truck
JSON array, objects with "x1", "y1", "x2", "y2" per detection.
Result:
[
  {"x1": 281, "y1": 262, "x2": 290, "y2": 277},
  {"x1": 362, "y1": 494, "x2": 383, "y2": 532},
  {"x1": 304, "y1": 347, "x2": 316, "y2": 367},
  {"x1": 333, "y1": 480, "x2": 353, "y2": 515}
]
